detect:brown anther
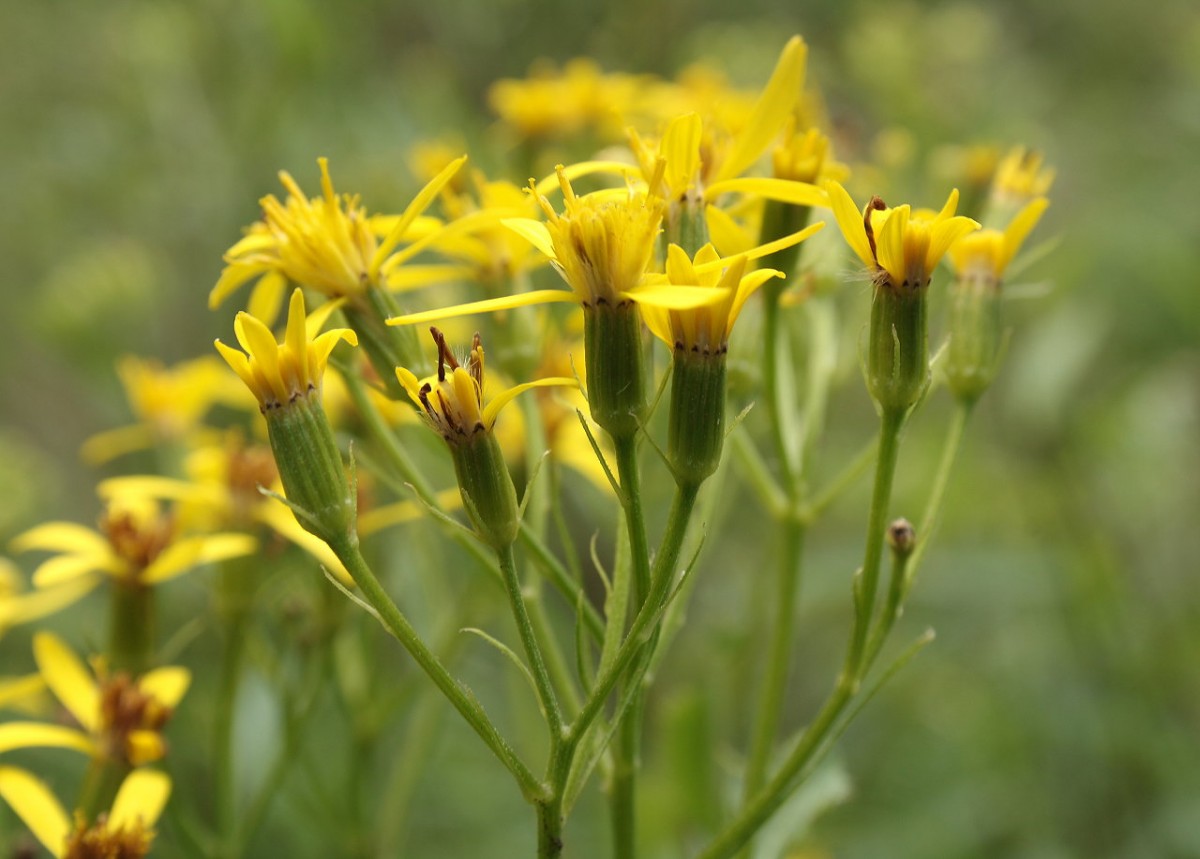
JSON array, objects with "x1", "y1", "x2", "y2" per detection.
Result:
[{"x1": 99, "y1": 508, "x2": 174, "y2": 572}]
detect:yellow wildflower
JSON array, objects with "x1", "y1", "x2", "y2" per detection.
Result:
[
  {"x1": 0, "y1": 766, "x2": 169, "y2": 859},
  {"x1": 0, "y1": 632, "x2": 189, "y2": 767},
  {"x1": 948, "y1": 197, "x2": 1050, "y2": 282},
  {"x1": 827, "y1": 181, "x2": 980, "y2": 289}
]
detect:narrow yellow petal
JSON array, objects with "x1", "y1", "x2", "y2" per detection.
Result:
[
  {"x1": 358, "y1": 489, "x2": 462, "y2": 536},
  {"x1": 395, "y1": 367, "x2": 425, "y2": 409},
  {"x1": 481, "y1": 378, "x2": 578, "y2": 428},
  {"x1": 110, "y1": 769, "x2": 172, "y2": 831},
  {"x1": 255, "y1": 502, "x2": 354, "y2": 585},
  {"x1": 0, "y1": 674, "x2": 45, "y2": 709},
  {"x1": 936, "y1": 187, "x2": 961, "y2": 221},
  {"x1": 387, "y1": 290, "x2": 576, "y2": 327},
  {"x1": 384, "y1": 264, "x2": 478, "y2": 292},
  {"x1": 0, "y1": 766, "x2": 71, "y2": 857},
  {"x1": 28, "y1": 554, "x2": 109, "y2": 588},
  {"x1": 79, "y1": 424, "x2": 158, "y2": 465},
  {"x1": 138, "y1": 666, "x2": 191, "y2": 709},
  {"x1": 533, "y1": 161, "x2": 640, "y2": 196},
  {"x1": 876, "y1": 205, "x2": 909, "y2": 285},
  {"x1": 501, "y1": 218, "x2": 557, "y2": 261},
  {"x1": 826, "y1": 181, "x2": 876, "y2": 268},
  {"x1": 0, "y1": 578, "x2": 98, "y2": 628},
  {"x1": 143, "y1": 534, "x2": 257, "y2": 584},
  {"x1": 623, "y1": 284, "x2": 728, "y2": 310},
  {"x1": 283, "y1": 290, "x2": 309, "y2": 373},
  {"x1": 32, "y1": 632, "x2": 99, "y2": 733},
  {"x1": 246, "y1": 270, "x2": 287, "y2": 328},
  {"x1": 998, "y1": 197, "x2": 1050, "y2": 272},
  {"x1": 214, "y1": 340, "x2": 258, "y2": 395},
  {"x1": 925, "y1": 215, "x2": 981, "y2": 275},
  {"x1": 717, "y1": 35, "x2": 807, "y2": 183},
  {"x1": 372, "y1": 155, "x2": 468, "y2": 274},
  {"x1": 663, "y1": 113, "x2": 702, "y2": 196},
  {"x1": 12, "y1": 523, "x2": 109, "y2": 557},
  {"x1": 727, "y1": 268, "x2": 784, "y2": 334},
  {"x1": 0, "y1": 723, "x2": 95, "y2": 755},
  {"x1": 704, "y1": 205, "x2": 754, "y2": 257},
  {"x1": 706, "y1": 177, "x2": 827, "y2": 208},
  {"x1": 125, "y1": 730, "x2": 167, "y2": 766},
  {"x1": 209, "y1": 261, "x2": 270, "y2": 310}
]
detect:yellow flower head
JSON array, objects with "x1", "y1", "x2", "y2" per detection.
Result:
[
  {"x1": 487, "y1": 58, "x2": 638, "y2": 141},
  {"x1": 827, "y1": 181, "x2": 980, "y2": 289},
  {"x1": 990, "y1": 146, "x2": 1055, "y2": 210},
  {"x1": 0, "y1": 765, "x2": 170, "y2": 859},
  {"x1": 210, "y1": 157, "x2": 466, "y2": 313},
  {"x1": 396, "y1": 329, "x2": 574, "y2": 444},
  {"x1": 0, "y1": 633, "x2": 190, "y2": 767},
  {"x1": 215, "y1": 289, "x2": 357, "y2": 413},
  {"x1": 772, "y1": 124, "x2": 848, "y2": 185},
  {"x1": 531, "y1": 166, "x2": 666, "y2": 306},
  {"x1": 948, "y1": 197, "x2": 1050, "y2": 283}
]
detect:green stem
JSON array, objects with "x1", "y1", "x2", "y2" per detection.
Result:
[
  {"x1": 612, "y1": 434, "x2": 651, "y2": 606},
  {"x1": 906, "y1": 400, "x2": 973, "y2": 589},
  {"x1": 741, "y1": 523, "x2": 806, "y2": 805},
  {"x1": 109, "y1": 581, "x2": 154, "y2": 675},
  {"x1": 519, "y1": 523, "x2": 605, "y2": 643},
  {"x1": 761, "y1": 293, "x2": 796, "y2": 490},
  {"x1": 497, "y1": 543, "x2": 564, "y2": 736},
  {"x1": 844, "y1": 409, "x2": 906, "y2": 682},
  {"x1": 332, "y1": 536, "x2": 545, "y2": 802},
  {"x1": 213, "y1": 560, "x2": 253, "y2": 859}
]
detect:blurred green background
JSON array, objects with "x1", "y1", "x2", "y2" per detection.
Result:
[{"x1": 2, "y1": 0, "x2": 1198, "y2": 856}]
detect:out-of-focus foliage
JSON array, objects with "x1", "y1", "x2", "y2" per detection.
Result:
[{"x1": 1, "y1": 0, "x2": 1197, "y2": 856}]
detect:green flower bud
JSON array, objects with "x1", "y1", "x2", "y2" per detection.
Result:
[
  {"x1": 945, "y1": 271, "x2": 1002, "y2": 404},
  {"x1": 867, "y1": 282, "x2": 928, "y2": 416},
  {"x1": 667, "y1": 348, "x2": 727, "y2": 487},
  {"x1": 583, "y1": 301, "x2": 647, "y2": 440}
]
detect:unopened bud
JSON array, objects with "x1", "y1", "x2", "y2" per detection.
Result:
[{"x1": 887, "y1": 518, "x2": 917, "y2": 557}]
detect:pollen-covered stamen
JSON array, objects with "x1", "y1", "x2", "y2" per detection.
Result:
[
  {"x1": 98, "y1": 673, "x2": 172, "y2": 764},
  {"x1": 99, "y1": 508, "x2": 174, "y2": 574},
  {"x1": 863, "y1": 196, "x2": 887, "y2": 261}
]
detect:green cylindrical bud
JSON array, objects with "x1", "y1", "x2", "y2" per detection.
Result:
[
  {"x1": 867, "y1": 283, "x2": 928, "y2": 415},
  {"x1": 345, "y1": 289, "x2": 422, "y2": 399},
  {"x1": 584, "y1": 300, "x2": 647, "y2": 440},
  {"x1": 449, "y1": 431, "x2": 520, "y2": 550},
  {"x1": 663, "y1": 191, "x2": 710, "y2": 258},
  {"x1": 667, "y1": 349, "x2": 727, "y2": 487},
  {"x1": 266, "y1": 395, "x2": 356, "y2": 545},
  {"x1": 945, "y1": 272, "x2": 1002, "y2": 404}
]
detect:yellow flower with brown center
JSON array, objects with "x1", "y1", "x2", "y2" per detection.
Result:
[
  {"x1": 0, "y1": 632, "x2": 189, "y2": 767},
  {"x1": 827, "y1": 181, "x2": 980, "y2": 289},
  {"x1": 0, "y1": 766, "x2": 169, "y2": 859}
]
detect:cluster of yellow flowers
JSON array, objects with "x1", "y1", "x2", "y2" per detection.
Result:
[{"x1": 0, "y1": 33, "x2": 1053, "y2": 859}]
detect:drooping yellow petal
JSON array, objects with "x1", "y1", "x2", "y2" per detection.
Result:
[
  {"x1": 142, "y1": 534, "x2": 257, "y2": 584},
  {"x1": 254, "y1": 502, "x2": 353, "y2": 585},
  {"x1": 727, "y1": 268, "x2": 785, "y2": 333},
  {"x1": 246, "y1": 270, "x2": 288, "y2": 327},
  {"x1": 0, "y1": 723, "x2": 94, "y2": 755},
  {"x1": 209, "y1": 260, "x2": 272, "y2": 310},
  {"x1": 387, "y1": 290, "x2": 577, "y2": 327},
  {"x1": 0, "y1": 766, "x2": 71, "y2": 858},
  {"x1": 357, "y1": 488, "x2": 463, "y2": 536},
  {"x1": 480, "y1": 378, "x2": 578, "y2": 429},
  {"x1": 705, "y1": 176, "x2": 827, "y2": 208},
  {"x1": 138, "y1": 667, "x2": 191, "y2": 709},
  {"x1": 32, "y1": 633, "x2": 99, "y2": 733},
  {"x1": 109, "y1": 769, "x2": 172, "y2": 832}
]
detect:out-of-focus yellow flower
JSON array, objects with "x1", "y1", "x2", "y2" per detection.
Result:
[
  {"x1": 0, "y1": 632, "x2": 189, "y2": 767},
  {"x1": 80, "y1": 355, "x2": 248, "y2": 465},
  {"x1": 11, "y1": 493, "x2": 256, "y2": 599},
  {"x1": 210, "y1": 157, "x2": 466, "y2": 314},
  {"x1": 772, "y1": 124, "x2": 848, "y2": 186},
  {"x1": 215, "y1": 289, "x2": 357, "y2": 414},
  {"x1": 948, "y1": 197, "x2": 1050, "y2": 282},
  {"x1": 827, "y1": 181, "x2": 980, "y2": 288},
  {"x1": 0, "y1": 765, "x2": 169, "y2": 859},
  {"x1": 488, "y1": 58, "x2": 641, "y2": 141},
  {"x1": 0, "y1": 556, "x2": 97, "y2": 637},
  {"x1": 990, "y1": 146, "x2": 1055, "y2": 211}
]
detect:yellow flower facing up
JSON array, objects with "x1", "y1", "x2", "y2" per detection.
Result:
[
  {"x1": 210, "y1": 156, "x2": 467, "y2": 313},
  {"x1": 947, "y1": 197, "x2": 1050, "y2": 283},
  {"x1": 396, "y1": 329, "x2": 574, "y2": 445},
  {"x1": 827, "y1": 181, "x2": 981, "y2": 289},
  {"x1": 11, "y1": 493, "x2": 256, "y2": 599},
  {"x1": 216, "y1": 289, "x2": 357, "y2": 414},
  {"x1": 633, "y1": 229, "x2": 823, "y2": 354},
  {"x1": 0, "y1": 632, "x2": 189, "y2": 767},
  {"x1": 0, "y1": 765, "x2": 169, "y2": 859}
]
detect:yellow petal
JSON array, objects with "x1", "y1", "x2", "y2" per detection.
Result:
[
  {"x1": 209, "y1": 261, "x2": 270, "y2": 310},
  {"x1": 283, "y1": 290, "x2": 309, "y2": 373},
  {"x1": 925, "y1": 214, "x2": 981, "y2": 275},
  {"x1": 394, "y1": 367, "x2": 425, "y2": 409},
  {"x1": 727, "y1": 268, "x2": 784, "y2": 334},
  {"x1": 0, "y1": 674, "x2": 45, "y2": 710},
  {"x1": 876, "y1": 205, "x2": 909, "y2": 285},
  {"x1": 663, "y1": 113, "x2": 702, "y2": 196},
  {"x1": 214, "y1": 339, "x2": 258, "y2": 394},
  {"x1": 246, "y1": 270, "x2": 287, "y2": 327},
  {"x1": 706, "y1": 177, "x2": 827, "y2": 208},
  {"x1": 143, "y1": 534, "x2": 257, "y2": 584},
  {"x1": 29, "y1": 554, "x2": 114, "y2": 588},
  {"x1": 372, "y1": 155, "x2": 468, "y2": 274},
  {"x1": 384, "y1": 264, "x2": 477, "y2": 292},
  {"x1": 998, "y1": 197, "x2": 1050, "y2": 272},
  {"x1": 138, "y1": 666, "x2": 191, "y2": 709},
  {"x1": 79, "y1": 424, "x2": 158, "y2": 465},
  {"x1": 125, "y1": 730, "x2": 167, "y2": 766},
  {"x1": 12, "y1": 523, "x2": 109, "y2": 557},
  {"x1": 386, "y1": 290, "x2": 576, "y2": 327},
  {"x1": 826, "y1": 181, "x2": 875, "y2": 269},
  {"x1": 533, "y1": 160, "x2": 639, "y2": 196},
  {"x1": 0, "y1": 765, "x2": 71, "y2": 857},
  {"x1": 0, "y1": 578, "x2": 98, "y2": 629},
  {"x1": 255, "y1": 502, "x2": 353, "y2": 586},
  {"x1": 717, "y1": 35, "x2": 807, "y2": 183},
  {"x1": 110, "y1": 769, "x2": 172, "y2": 831},
  {"x1": 623, "y1": 284, "x2": 728, "y2": 310},
  {"x1": 704, "y1": 205, "x2": 754, "y2": 257},
  {"x1": 0, "y1": 723, "x2": 95, "y2": 755},
  {"x1": 357, "y1": 488, "x2": 462, "y2": 536},
  {"x1": 481, "y1": 378, "x2": 578, "y2": 428},
  {"x1": 32, "y1": 633, "x2": 99, "y2": 733},
  {"x1": 501, "y1": 218, "x2": 557, "y2": 261}
]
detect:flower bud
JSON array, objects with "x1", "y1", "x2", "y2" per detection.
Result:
[
  {"x1": 583, "y1": 301, "x2": 647, "y2": 440},
  {"x1": 667, "y1": 349, "x2": 727, "y2": 487}
]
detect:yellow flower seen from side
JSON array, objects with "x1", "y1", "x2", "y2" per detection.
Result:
[
  {"x1": 947, "y1": 197, "x2": 1050, "y2": 283},
  {"x1": 827, "y1": 181, "x2": 980, "y2": 288},
  {"x1": 0, "y1": 632, "x2": 189, "y2": 767},
  {"x1": 210, "y1": 156, "x2": 466, "y2": 314},
  {"x1": 215, "y1": 289, "x2": 357, "y2": 413},
  {"x1": 990, "y1": 146, "x2": 1055, "y2": 210},
  {"x1": 0, "y1": 765, "x2": 169, "y2": 859}
]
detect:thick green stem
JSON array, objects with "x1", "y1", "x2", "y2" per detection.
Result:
[
  {"x1": 109, "y1": 581, "x2": 154, "y2": 675},
  {"x1": 332, "y1": 536, "x2": 545, "y2": 802}
]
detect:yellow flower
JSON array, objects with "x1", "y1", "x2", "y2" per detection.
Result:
[
  {"x1": 633, "y1": 231, "x2": 823, "y2": 353},
  {"x1": 0, "y1": 632, "x2": 189, "y2": 767},
  {"x1": 990, "y1": 146, "x2": 1055, "y2": 211},
  {"x1": 0, "y1": 557, "x2": 97, "y2": 637},
  {"x1": 215, "y1": 289, "x2": 357, "y2": 413},
  {"x1": 210, "y1": 156, "x2": 466, "y2": 312},
  {"x1": 487, "y1": 58, "x2": 640, "y2": 141},
  {"x1": 396, "y1": 329, "x2": 575, "y2": 444},
  {"x1": 80, "y1": 355, "x2": 248, "y2": 465},
  {"x1": 827, "y1": 181, "x2": 980, "y2": 288},
  {"x1": 11, "y1": 493, "x2": 256, "y2": 599},
  {"x1": 0, "y1": 766, "x2": 169, "y2": 859},
  {"x1": 947, "y1": 197, "x2": 1050, "y2": 282}
]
